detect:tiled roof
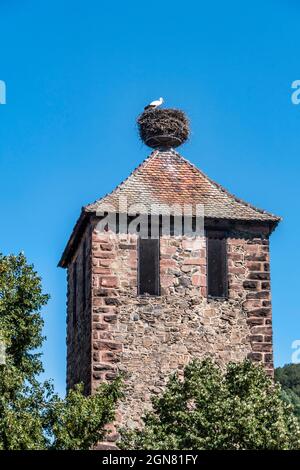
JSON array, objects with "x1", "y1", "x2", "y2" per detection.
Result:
[
  {"x1": 58, "y1": 149, "x2": 280, "y2": 267},
  {"x1": 86, "y1": 149, "x2": 280, "y2": 222}
]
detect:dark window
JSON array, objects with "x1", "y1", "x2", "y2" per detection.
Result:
[
  {"x1": 82, "y1": 240, "x2": 86, "y2": 311},
  {"x1": 73, "y1": 260, "x2": 77, "y2": 326},
  {"x1": 138, "y1": 238, "x2": 160, "y2": 295},
  {"x1": 207, "y1": 236, "x2": 228, "y2": 298}
]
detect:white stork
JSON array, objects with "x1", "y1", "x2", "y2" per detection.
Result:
[{"x1": 144, "y1": 97, "x2": 164, "y2": 111}]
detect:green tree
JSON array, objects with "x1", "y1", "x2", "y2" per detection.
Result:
[
  {"x1": 0, "y1": 253, "x2": 121, "y2": 450},
  {"x1": 275, "y1": 363, "x2": 300, "y2": 420},
  {"x1": 121, "y1": 359, "x2": 300, "y2": 450}
]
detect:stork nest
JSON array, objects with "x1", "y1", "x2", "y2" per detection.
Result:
[{"x1": 137, "y1": 108, "x2": 190, "y2": 148}]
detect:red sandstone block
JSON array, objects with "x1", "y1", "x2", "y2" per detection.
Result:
[
  {"x1": 243, "y1": 300, "x2": 262, "y2": 310},
  {"x1": 94, "y1": 306, "x2": 116, "y2": 313},
  {"x1": 98, "y1": 341, "x2": 122, "y2": 351},
  {"x1": 248, "y1": 272, "x2": 270, "y2": 281},
  {"x1": 231, "y1": 267, "x2": 246, "y2": 275},
  {"x1": 94, "y1": 323, "x2": 110, "y2": 331},
  {"x1": 129, "y1": 251, "x2": 137, "y2": 260},
  {"x1": 228, "y1": 253, "x2": 243, "y2": 261},
  {"x1": 99, "y1": 259, "x2": 112, "y2": 267},
  {"x1": 119, "y1": 243, "x2": 135, "y2": 250},
  {"x1": 192, "y1": 274, "x2": 206, "y2": 287},
  {"x1": 102, "y1": 314, "x2": 117, "y2": 323},
  {"x1": 252, "y1": 342, "x2": 273, "y2": 352},
  {"x1": 247, "y1": 317, "x2": 264, "y2": 326},
  {"x1": 182, "y1": 239, "x2": 203, "y2": 251},
  {"x1": 160, "y1": 287, "x2": 168, "y2": 295},
  {"x1": 246, "y1": 291, "x2": 270, "y2": 300},
  {"x1": 245, "y1": 254, "x2": 267, "y2": 262},
  {"x1": 101, "y1": 276, "x2": 118, "y2": 288},
  {"x1": 93, "y1": 267, "x2": 111, "y2": 274},
  {"x1": 229, "y1": 283, "x2": 243, "y2": 291},
  {"x1": 93, "y1": 363, "x2": 116, "y2": 372},
  {"x1": 160, "y1": 275, "x2": 174, "y2": 287},
  {"x1": 243, "y1": 280, "x2": 259, "y2": 290},
  {"x1": 247, "y1": 245, "x2": 259, "y2": 253},
  {"x1": 128, "y1": 260, "x2": 137, "y2": 268},
  {"x1": 160, "y1": 246, "x2": 177, "y2": 255},
  {"x1": 92, "y1": 233, "x2": 110, "y2": 242},
  {"x1": 200, "y1": 286, "x2": 207, "y2": 297},
  {"x1": 160, "y1": 259, "x2": 177, "y2": 268},
  {"x1": 251, "y1": 326, "x2": 272, "y2": 335},
  {"x1": 264, "y1": 335, "x2": 272, "y2": 343},
  {"x1": 247, "y1": 352, "x2": 263, "y2": 362},
  {"x1": 93, "y1": 371, "x2": 105, "y2": 380},
  {"x1": 101, "y1": 351, "x2": 120, "y2": 363},
  {"x1": 105, "y1": 371, "x2": 117, "y2": 380},
  {"x1": 93, "y1": 323, "x2": 108, "y2": 331},
  {"x1": 94, "y1": 252, "x2": 115, "y2": 259},
  {"x1": 93, "y1": 352, "x2": 99, "y2": 361},
  {"x1": 98, "y1": 331, "x2": 113, "y2": 340},
  {"x1": 228, "y1": 239, "x2": 244, "y2": 245},
  {"x1": 261, "y1": 245, "x2": 269, "y2": 252},
  {"x1": 249, "y1": 334, "x2": 263, "y2": 343},
  {"x1": 183, "y1": 257, "x2": 203, "y2": 265},
  {"x1": 100, "y1": 243, "x2": 113, "y2": 251},
  {"x1": 246, "y1": 262, "x2": 262, "y2": 271},
  {"x1": 95, "y1": 287, "x2": 119, "y2": 297},
  {"x1": 247, "y1": 308, "x2": 271, "y2": 317},
  {"x1": 105, "y1": 297, "x2": 121, "y2": 306},
  {"x1": 191, "y1": 274, "x2": 200, "y2": 286},
  {"x1": 264, "y1": 353, "x2": 273, "y2": 363}
]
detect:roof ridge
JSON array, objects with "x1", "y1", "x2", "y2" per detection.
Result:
[
  {"x1": 168, "y1": 148, "x2": 281, "y2": 221},
  {"x1": 85, "y1": 149, "x2": 160, "y2": 212},
  {"x1": 85, "y1": 147, "x2": 280, "y2": 222},
  {"x1": 59, "y1": 147, "x2": 281, "y2": 267}
]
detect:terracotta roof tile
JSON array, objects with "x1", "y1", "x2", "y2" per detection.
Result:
[
  {"x1": 86, "y1": 149, "x2": 280, "y2": 222},
  {"x1": 58, "y1": 149, "x2": 281, "y2": 267}
]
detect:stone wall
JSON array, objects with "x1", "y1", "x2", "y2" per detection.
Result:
[
  {"x1": 66, "y1": 229, "x2": 92, "y2": 394},
  {"x1": 239, "y1": 237, "x2": 273, "y2": 372},
  {"x1": 88, "y1": 227, "x2": 273, "y2": 440}
]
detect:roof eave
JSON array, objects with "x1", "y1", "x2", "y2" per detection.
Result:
[
  {"x1": 58, "y1": 209, "x2": 91, "y2": 268},
  {"x1": 58, "y1": 209, "x2": 281, "y2": 269}
]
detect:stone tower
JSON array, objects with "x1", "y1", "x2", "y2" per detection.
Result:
[{"x1": 58, "y1": 107, "x2": 280, "y2": 445}]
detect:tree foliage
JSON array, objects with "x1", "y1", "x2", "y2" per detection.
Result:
[
  {"x1": 121, "y1": 359, "x2": 300, "y2": 450},
  {"x1": 0, "y1": 253, "x2": 121, "y2": 450},
  {"x1": 275, "y1": 363, "x2": 300, "y2": 420}
]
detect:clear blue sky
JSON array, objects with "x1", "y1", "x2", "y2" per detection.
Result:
[{"x1": 0, "y1": 0, "x2": 299, "y2": 396}]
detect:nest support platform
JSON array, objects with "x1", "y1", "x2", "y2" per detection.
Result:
[{"x1": 137, "y1": 108, "x2": 190, "y2": 149}]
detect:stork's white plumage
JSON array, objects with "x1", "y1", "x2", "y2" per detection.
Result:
[{"x1": 144, "y1": 97, "x2": 164, "y2": 111}]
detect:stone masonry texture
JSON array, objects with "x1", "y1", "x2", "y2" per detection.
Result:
[
  {"x1": 66, "y1": 222, "x2": 273, "y2": 443},
  {"x1": 67, "y1": 229, "x2": 92, "y2": 394}
]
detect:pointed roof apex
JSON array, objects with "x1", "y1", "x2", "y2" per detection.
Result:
[
  {"x1": 59, "y1": 149, "x2": 281, "y2": 267},
  {"x1": 86, "y1": 149, "x2": 280, "y2": 222}
]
